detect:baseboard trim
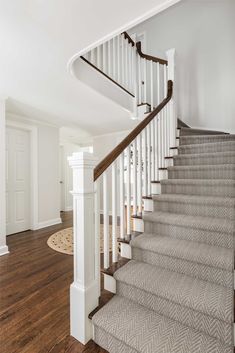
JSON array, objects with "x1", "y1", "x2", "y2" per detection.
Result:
[
  {"x1": 0, "y1": 245, "x2": 9, "y2": 256},
  {"x1": 32, "y1": 218, "x2": 62, "y2": 230}
]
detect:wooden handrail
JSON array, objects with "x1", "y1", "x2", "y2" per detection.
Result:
[
  {"x1": 136, "y1": 41, "x2": 168, "y2": 66},
  {"x1": 94, "y1": 80, "x2": 173, "y2": 181},
  {"x1": 122, "y1": 32, "x2": 135, "y2": 47}
]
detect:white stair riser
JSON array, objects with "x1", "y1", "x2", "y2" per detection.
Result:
[
  {"x1": 165, "y1": 159, "x2": 173, "y2": 167},
  {"x1": 159, "y1": 170, "x2": 168, "y2": 180},
  {"x1": 103, "y1": 274, "x2": 116, "y2": 293},
  {"x1": 170, "y1": 148, "x2": 178, "y2": 157},
  {"x1": 176, "y1": 138, "x2": 179, "y2": 147},
  {"x1": 120, "y1": 243, "x2": 132, "y2": 259},
  {"x1": 133, "y1": 218, "x2": 144, "y2": 232},
  {"x1": 143, "y1": 199, "x2": 154, "y2": 212},
  {"x1": 176, "y1": 129, "x2": 180, "y2": 138},
  {"x1": 151, "y1": 183, "x2": 161, "y2": 195}
]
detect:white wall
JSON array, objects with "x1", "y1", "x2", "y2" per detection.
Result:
[
  {"x1": 7, "y1": 113, "x2": 61, "y2": 229},
  {"x1": 130, "y1": 0, "x2": 235, "y2": 133},
  {"x1": 0, "y1": 99, "x2": 8, "y2": 256}
]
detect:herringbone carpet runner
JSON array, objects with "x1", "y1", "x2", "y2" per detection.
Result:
[{"x1": 93, "y1": 127, "x2": 235, "y2": 353}]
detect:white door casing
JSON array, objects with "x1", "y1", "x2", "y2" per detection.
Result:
[{"x1": 6, "y1": 127, "x2": 30, "y2": 235}]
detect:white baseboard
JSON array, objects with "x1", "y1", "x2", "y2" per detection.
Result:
[
  {"x1": 0, "y1": 245, "x2": 9, "y2": 256},
  {"x1": 32, "y1": 217, "x2": 62, "y2": 230}
]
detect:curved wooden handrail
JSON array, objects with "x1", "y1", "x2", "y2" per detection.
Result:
[
  {"x1": 136, "y1": 41, "x2": 168, "y2": 66},
  {"x1": 94, "y1": 80, "x2": 173, "y2": 181}
]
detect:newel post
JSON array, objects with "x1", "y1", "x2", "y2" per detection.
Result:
[
  {"x1": 166, "y1": 48, "x2": 176, "y2": 147},
  {"x1": 68, "y1": 152, "x2": 99, "y2": 345}
]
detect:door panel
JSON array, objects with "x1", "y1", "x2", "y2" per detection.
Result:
[{"x1": 6, "y1": 127, "x2": 30, "y2": 235}]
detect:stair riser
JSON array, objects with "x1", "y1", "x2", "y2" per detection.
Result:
[
  {"x1": 94, "y1": 326, "x2": 136, "y2": 353},
  {"x1": 159, "y1": 169, "x2": 168, "y2": 179},
  {"x1": 180, "y1": 136, "x2": 235, "y2": 146},
  {"x1": 174, "y1": 155, "x2": 235, "y2": 166},
  {"x1": 116, "y1": 282, "x2": 232, "y2": 344},
  {"x1": 154, "y1": 200, "x2": 235, "y2": 220},
  {"x1": 178, "y1": 143, "x2": 235, "y2": 155},
  {"x1": 132, "y1": 247, "x2": 233, "y2": 288},
  {"x1": 161, "y1": 183, "x2": 235, "y2": 198},
  {"x1": 143, "y1": 198, "x2": 154, "y2": 212},
  {"x1": 169, "y1": 148, "x2": 178, "y2": 157},
  {"x1": 151, "y1": 183, "x2": 161, "y2": 195},
  {"x1": 168, "y1": 168, "x2": 235, "y2": 180},
  {"x1": 144, "y1": 221, "x2": 233, "y2": 248},
  {"x1": 132, "y1": 218, "x2": 144, "y2": 232}
]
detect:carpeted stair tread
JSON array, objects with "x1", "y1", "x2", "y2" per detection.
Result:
[
  {"x1": 161, "y1": 179, "x2": 235, "y2": 197},
  {"x1": 92, "y1": 296, "x2": 233, "y2": 353},
  {"x1": 178, "y1": 141, "x2": 235, "y2": 155},
  {"x1": 173, "y1": 151, "x2": 235, "y2": 166},
  {"x1": 130, "y1": 234, "x2": 233, "y2": 271},
  {"x1": 114, "y1": 260, "x2": 233, "y2": 323},
  {"x1": 152, "y1": 193, "x2": 235, "y2": 219},
  {"x1": 180, "y1": 127, "x2": 227, "y2": 136},
  {"x1": 179, "y1": 134, "x2": 235, "y2": 146},
  {"x1": 152, "y1": 193, "x2": 235, "y2": 208},
  {"x1": 142, "y1": 211, "x2": 233, "y2": 235},
  {"x1": 168, "y1": 164, "x2": 235, "y2": 180}
]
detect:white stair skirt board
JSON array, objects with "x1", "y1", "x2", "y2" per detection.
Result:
[
  {"x1": 133, "y1": 218, "x2": 144, "y2": 232},
  {"x1": 151, "y1": 182, "x2": 161, "y2": 195},
  {"x1": 120, "y1": 243, "x2": 132, "y2": 259},
  {"x1": 143, "y1": 199, "x2": 154, "y2": 212},
  {"x1": 104, "y1": 273, "x2": 116, "y2": 293},
  {"x1": 33, "y1": 217, "x2": 62, "y2": 230},
  {"x1": 0, "y1": 245, "x2": 9, "y2": 256},
  {"x1": 159, "y1": 169, "x2": 168, "y2": 180}
]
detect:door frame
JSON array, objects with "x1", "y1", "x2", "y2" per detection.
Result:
[{"x1": 6, "y1": 120, "x2": 38, "y2": 231}]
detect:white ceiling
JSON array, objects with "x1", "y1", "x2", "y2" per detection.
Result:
[{"x1": 0, "y1": 0, "x2": 180, "y2": 142}]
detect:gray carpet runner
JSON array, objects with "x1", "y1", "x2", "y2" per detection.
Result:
[{"x1": 93, "y1": 129, "x2": 234, "y2": 352}]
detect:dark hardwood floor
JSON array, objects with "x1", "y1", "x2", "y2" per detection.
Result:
[{"x1": 0, "y1": 212, "x2": 108, "y2": 353}]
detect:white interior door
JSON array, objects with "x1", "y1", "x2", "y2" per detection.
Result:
[{"x1": 6, "y1": 127, "x2": 30, "y2": 235}]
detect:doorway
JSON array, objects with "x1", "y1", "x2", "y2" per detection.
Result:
[{"x1": 6, "y1": 126, "x2": 30, "y2": 235}]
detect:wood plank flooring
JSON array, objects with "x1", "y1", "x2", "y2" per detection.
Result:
[{"x1": 0, "y1": 212, "x2": 108, "y2": 353}]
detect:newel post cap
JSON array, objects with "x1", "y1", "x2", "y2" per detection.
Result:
[{"x1": 68, "y1": 152, "x2": 98, "y2": 168}]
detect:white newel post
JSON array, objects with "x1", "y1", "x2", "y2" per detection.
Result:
[
  {"x1": 68, "y1": 152, "x2": 99, "y2": 345},
  {"x1": 166, "y1": 49, "x2": 176, "y2": 148}
]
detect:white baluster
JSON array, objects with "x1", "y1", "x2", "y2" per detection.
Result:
[
  {"x1": 137, "y1": 133, "x2": 142, "y2": 214},
  {"x1": 132, "y1": 139, "x2": 137, "y2": 215},
  {"x1": 94, "y1": 180, "x2": 100, "y2": 296},
  {"x1": 150, "y1": 60, "x2": 154, "y2": 111},
  {"x1": 157, "y1": 62, "x2": 160, "y2": 105},
  {"x1": 151, "y1": 120, "x2": 155, "y2": 180},
  {"x1": 132, "y1": 46, "x2": 138, "y2": 117},
  {"x1": 90, "y1": 48, "x2": 95, "y2": 65},
  {"x1": 103, "y1": 171, "x2": 109, "y2": 269},
  {"x1": 102, "y1": 42, "x2": 107, "y2": 73},
  {"x1": 155, "y1": 116, "x2": 159, "y2": 181},
  {"x1": 129, "y1": 43, "x2": 132, "y2": 91},
  {"x1": 97, "y1": 46, "x2": 101, "y2": 69},
  {"x1": 163, "y1": 64, "x2": 167, "y2": 161},
  {"x1": 121, "y1": 36, "x2": 125, "y2": 85},
  {"x1": 147, "y1": 124, "x2": 151, "y2": 195},
  {"x1": 119, "y1": 153, "x2": 125, "y2": 238},
  {"x1": 113, "y1": 37, "x2": 116, "y2": 81},
  {"x1": 126, "y1": 146, "x2": 131, "y2": 235},
  {"x1": 68, "y1": 152, "x2": 98, "y2": 344},
  {"x1": 143, "y1": 128, "x2": 147, "y2": 195},
  {"x1": 144, "y1": 58, "x2": 147, "y2": 103},
  {"x1": 138, "y1": 55, "x2": 142, "y2": 104},
  {"x1": 166, "y1": 48, "x2": 176, "y2": 148},
  {"x1": 117, "y1": 35, "x2": 121, "y2": 85},
  {"x1": 111, "y1": 162, "x2": 117, "y2": 263},
  {"x1": 125, "y1": 38, "x2": 128, "y2": 89},
  {"x1": 108, "y1": 40, "x2": 112, "y2": 77}
]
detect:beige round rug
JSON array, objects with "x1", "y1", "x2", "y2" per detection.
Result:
[{"x1": 47, "y1": 225, "x2": 120, "y2": 255}]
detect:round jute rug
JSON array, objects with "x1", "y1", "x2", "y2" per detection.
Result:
[{"x1": 47, "y1": 225, "x2": 120, "y2": 255}]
